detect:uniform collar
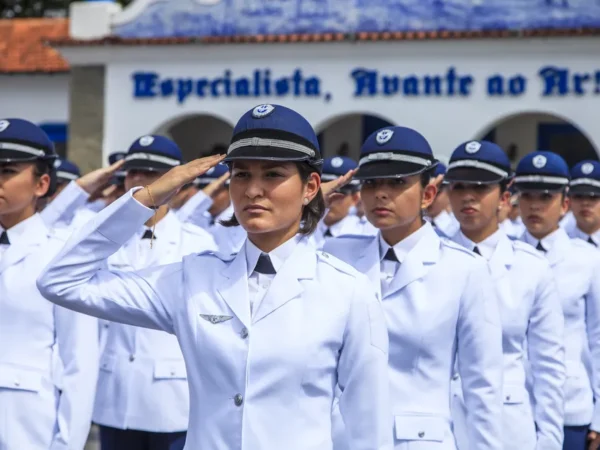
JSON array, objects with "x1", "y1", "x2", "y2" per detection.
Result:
[
  {"x1": 378, "y1": 222, "x2": 429, "y2": 263},
  {"x1": 245, "y1": 234, "x2": 301, "y2": 275},
  {"x1": 523, "y1": 227, "x2": 567, "y2": 253},
  {"x1": 572, "y1": 226, "x2": 600, "y2": 245},
  {"x1": 454, "y1": 228, "x2": 503, "y2": 260},
  {"x1": 0, "y1": 213, "x2": 43, "y2": 246}
]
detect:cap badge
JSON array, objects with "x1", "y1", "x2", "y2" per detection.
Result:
[
  {"x1": 376, "y1": 129, "x2": 394, "y2": 145},
  {"x1": 206, "y1": 167, "x2": 215, "y2": 175},
  {"x1": 53, "y1": 159, "x2": 62, "y2": 168},
  {"x1": 532, "y1": 155, "x2": 547, "y2": 169},
  {"x1": 139, "y1": 136, "x2": 154, "y2": 147},
  {"x1": 0, "y1": 120, "x2": 10, "y2": 133},
  {"x1": 331, "y1": 157, "x2": 344, "y2": 168},
  {"x1": 252, "y1": 104, "x2": 275, "y2": 119},
  {"x1": 582, "y1": 162, "x2": 594, "y2": 175},
  {"x1": 465, "y1": 141, "x2": 481, "y2": 154}
]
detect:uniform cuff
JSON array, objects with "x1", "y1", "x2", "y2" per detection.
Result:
[
  {"x1": 590, "y1": 404, "x2": 600, "y2": 432},
  {"x1": 96, "y1": 187, "x2": 154, "y2": 246}
]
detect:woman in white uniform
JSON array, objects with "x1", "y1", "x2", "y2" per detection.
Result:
[
  {"x1": 37, "y1": 104, "x2": 392, "y2": 450},
  {"x1": 325, "y1": 126, "x2": 504, "y2": 450},
  {"x1": 443, "y1": 140, "x2": 565, "y2": 449},
  {"x1": 0, "y1": 118, "x2": 99, "y2": 450},
  {"x1": 513, "y1": 152, "x2": 600, "y2": 450}
]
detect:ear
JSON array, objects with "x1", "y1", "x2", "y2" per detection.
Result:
[
  {"x1": 34, "y1": 173, "x2": 51, "y2": 198},
  {"x1": 351, "y1": 191, "x2": 360, "y2": 204},
  {"x1": 305, "y1": 172, "x2": 321, "y2": 203},
  {"x1": 561, "y1": 194, "x2": 570, "y2": 216},
  {"x1": 421, "y1": 182, "x2": 438, "y2": 210},
  {"x1": 500, "y1": 189, "x2": 511, "y2": 208}
]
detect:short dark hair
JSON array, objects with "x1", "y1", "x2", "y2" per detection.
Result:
[
  {"x1": 420, "y1": 167, "x2": 435, "y2": 188},
  {"x1": 220, "y1": 162, "x2": 325, "y2": 235}
]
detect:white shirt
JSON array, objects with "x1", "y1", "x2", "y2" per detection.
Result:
[
  {"x1": 569, "y1": 226, "x2": 600, "y2": 247},
  {"x1": 0, "y1": 215, "x2": 36, "y2": 259},
  {"x1": 245, "y1": 236, "x2": 299, "y2": 316},
  {"x1": 522, "y1": 228, "x2": 561, "y2": 253},
  {"x1": 454, "y1": 228, "x2": 503, "y2": 261},
  {"x1": 377, "y1": 225, "x2": 427, "y2": 297}
]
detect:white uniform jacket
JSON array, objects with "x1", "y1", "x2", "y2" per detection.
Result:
[
  {"x1": 310, "y1": 215, "x2": 377, "y2": 250},
  {"x1": 324, "y1": 223, "x2": 504, "y2": 450},
  {"x1": 427, "y1": 210, "x2": 459, "y2": 239},
  {"x1": 94, "y1": 211, "x2": 217, "y2": 432},
  {"x1": 0, "y1": 214, "x2": 99, "y2": 450},
  {"x1": 175, "y1": 191, "x2": 246, "y2": 254},
  {"x1": 37, "y1": 190, "x2": 393, "y2": 450},
  {"x1": 451, "y1": 230, "x2": 565, "y2": 450},
  {"x1": 521, "y1": 229, "x2": 600, "y2": 431}
]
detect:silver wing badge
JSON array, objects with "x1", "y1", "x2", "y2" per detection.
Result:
[{"x1": 200, "y1": 314, "x2": 233, "y2": 324}]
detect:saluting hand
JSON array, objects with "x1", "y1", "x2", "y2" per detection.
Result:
[
  {"x1": 321, "y1": 168, "x2": 357, "y2": 208},
  {"x1": 202, "y1": 171, "x2": 230, "y2": 197},
  {"x1": 77, "y1": 159, "x2": 126, "y2": 195},
  {"x1": 134, "y1": 154, "x2": 226, "y2": 208}
]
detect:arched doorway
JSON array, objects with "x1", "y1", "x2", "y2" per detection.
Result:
[
  {"x1": 153, "y1": 114, "x2": 234, "y2": 162},
  {"x1": 475, "y1": 112, "x2": 598, "y2": 168},
  {"x1": 316, "y1": 113, "x2": 395, "y2": 161}
]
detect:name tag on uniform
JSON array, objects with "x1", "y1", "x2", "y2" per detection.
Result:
[{"x1": 200, "y1": 314, "x2": 233, "y2": 324}]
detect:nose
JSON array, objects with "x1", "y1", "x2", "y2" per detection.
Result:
[
  {"x1": 374, "y1": 185, "x2": 389, "y2": 201},
  {"x1": 245, "y1": 176, "x2": 264, "y2": 199}
]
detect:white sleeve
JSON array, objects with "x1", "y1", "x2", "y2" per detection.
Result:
[
  {"x1": 586, "y1": 256, "x2": 600, "y2": 432},
  {"x1": 528, "y1": 263, "x2": 565, "y2": 449},
  {"x1": 176, "y1": 190, "x2": 213, "y2": 227},
  {"x1": 338, "y1": 275, "x2": 393, "y2": 450},
  {"x1": 457, "y1": 259, "x2": 504, "y2": 450},
  {"x1": 40, "y1": 181, "x2": 90, "y2": 228},
  {"x1": 37, "y1": 189, "x2": 184, "y2": 334}
]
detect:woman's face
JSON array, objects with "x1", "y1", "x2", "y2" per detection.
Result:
[
  {"x1": 0, "y1": 162, "x2": 50, "y2": 223},
  {"x1": 448, "y1": 183, "x2": 508, "y2": 233},
  {"x1": 229, "y1": 161, "x2": 319, "y2": 236},
  {"x1": 360, "y1": 175, "x2": 435, "y2": 231}
]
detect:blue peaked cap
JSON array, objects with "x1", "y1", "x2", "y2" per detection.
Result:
[
  {"x1": 0, "y1": 118, "x2": 56, "y2": 163},
  {"x1": 445, "y1": 140, "x2": 512, "y2": 184},
  {"x1": 54, "y1": 158, "x2": 81, "y2": 181},
  {"x1": 434, "y1": 162, "x2": 447, "y2": 177},
  {"x1": 195, "y1": 162, "x2": 230, "y2": 186},
  {"x1": 108, "y1": 151, "x2": 126, "y2": 165},
  {"x1": 569, "y1": 160, "x2": 600, "y2": 195},
  {"x1": 514, "y1": 151, "x2": 570, "y2": 192},
  {"x1": 355, "y1": 126, "x2": 436, "y2": 180},
  {"x1": 124, "y1": 135, "x2": 182, "y2": 172},
  {"x1": 322, "y1": 156, "x2": 360, "y2": 191},
  {"x1": 224, "y1": 104, "x2": 322, "y2": 169}
]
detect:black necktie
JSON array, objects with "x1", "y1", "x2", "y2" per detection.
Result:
[
  {"x1": 0, "y1": 231, "x2": 9, "y2": 245},
  {"x1": 141, "y1": 229, "x2": 156, "y2": 240},
  {"x1": 536, "y1": 241, "x2": 546, "y2": 253},
  {"x1": 383, "y1": 248, "x2": 399, "y2": 262},
  {"x1": 324, "y1": 229, "x2": 333, "y2": 237},
  {"x1": 589, "y1": 237, "x2": 597, "y2": 247},
  {"x1": 254, "y1": 253, "x2": 276, "y2": 275},
  {"x1": 473, "y1": 246, "x2": 481, "y2": 255}
]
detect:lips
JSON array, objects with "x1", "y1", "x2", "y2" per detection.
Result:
[
  {"x1": 460, "y1": 207, "x2": 477, "y2": 215},
  {"x1": 244, "y1": 204, "x2": 268, "y2": 212},
  {"x1": 527, "y1": 215, "x2": 542, "y2": 223},
  {"x1": 372, "y1": 207, "x2": 392, "y2": 217}
]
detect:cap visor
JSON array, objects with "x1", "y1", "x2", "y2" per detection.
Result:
[
  {"x1": 569, "y1": 185, "x2": 600, "y2": 196},
  {"x1": 123, "y1": 160, "x2": 174, "y2": 172},
  {"x1": 0, "y1": 149, "x2": 41, "y2": 163},
  {"x1": 444, "y1": 167, "x2": 505, "y2": 185},
  {"x1": 354, "y1": 161, "x2": 431, "y2": 180},
  {"x1": 515, "y1": 182, "x2": 566, "y2": 193}
]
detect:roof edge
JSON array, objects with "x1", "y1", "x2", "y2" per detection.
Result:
[{"x1": 46, "y1": 27, "x2": 600, "y2": 47}]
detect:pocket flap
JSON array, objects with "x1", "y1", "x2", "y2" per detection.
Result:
[
  {"x1": 503, "y1": 384, "x2": 527, "y2": 404},
  {"x1": 154, "y1": 360, "x2": 187, "y2": 380},
  {"x1": 0, "y1": 366, "x2": 43, "y2": 392},
  {"x1": 394, "y1": 414, "x2": 446, "y2": 441}
]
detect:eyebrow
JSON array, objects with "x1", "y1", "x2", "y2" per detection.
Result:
[{"x1": 233, "y1": 162, "x2": 289, "y2": 171}]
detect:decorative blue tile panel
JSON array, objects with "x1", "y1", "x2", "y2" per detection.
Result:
[{"x1": 112, "y1": 0, "x2": 600, "y2": 39}]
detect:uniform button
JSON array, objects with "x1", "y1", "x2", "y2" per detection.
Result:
[
  {"x1": 240, "y1": 327, "x2": 249, "y2": 339},
  {"x1": 452, "y1": 374, "x2": 459, "y2": 381},
  {"x1": 103, "y1": 324, "x2": 109, "y2": 329},
  {"x1": 129, "y1": 355, "x2": 135, "y2": 362},
  {"x1": 505, "y1": 395, "x2": 511, "y2": 401},
  {"x1": 234, "y1": 394, "x2": 243, "y2": 407},
  {"x1": 14, "y1": 380, "x2": 20, "y2": 387},
  {"x1": 418, "y1": 431, "x2": 425, "y2": 438},
  {"x1": 170, "y1": 371, "x2": 176, "y2": 376}
]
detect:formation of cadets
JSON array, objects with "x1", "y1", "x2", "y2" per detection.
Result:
[{"x1": 1, "y1": 104, "x2": 600, "y2": 450}]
